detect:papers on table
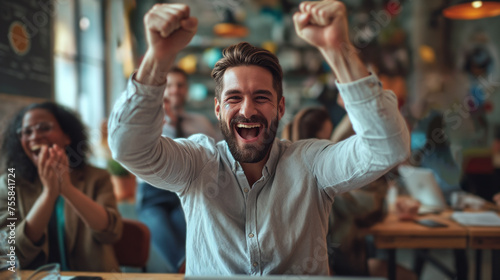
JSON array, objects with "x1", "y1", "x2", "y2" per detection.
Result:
[{"x1": 451, "y1": 211, "x2": 500, "y2": 226}]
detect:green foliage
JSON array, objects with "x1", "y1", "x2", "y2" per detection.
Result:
[{"x1": 106, "y1": 159, "x2": 130, "y2": 177}]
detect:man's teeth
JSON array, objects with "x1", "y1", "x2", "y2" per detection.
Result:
[{"x1": 236, "y1": 124, "x2": 260, "y2": 128}]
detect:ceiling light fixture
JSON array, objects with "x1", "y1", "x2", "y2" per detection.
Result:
[
  {"x1": 443, "y1": 0, "x2": 500, "y2": 20},
  {"x1": 213, "y1": 9, "x2": 248, "y2": 38}
]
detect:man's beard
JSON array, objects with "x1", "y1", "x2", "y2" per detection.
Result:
[{"x1": 219, "y1": 114, "x2": 279, "y2": 163}]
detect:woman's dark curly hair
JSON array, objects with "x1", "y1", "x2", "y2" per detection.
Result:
[{"x1": 1, "y1": 102, "x2": 89, "y2": 182}]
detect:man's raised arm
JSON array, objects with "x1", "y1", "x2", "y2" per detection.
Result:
[
  {"x1": 293, "y1": 0, "x2": 368, "y2": 83},
  {"x1": 136, "y1": 4, "x2": 198, "y2": 85},
  {"x1": 108, "y1": 4, "x2": 200, "y2": 189},
  {"x1": 293, "y1": 0, "x2": 410, "y2": 193}
]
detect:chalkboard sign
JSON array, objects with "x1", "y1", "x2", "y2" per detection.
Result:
[{"x1": 0, "y1": 0, "x2": 53, "y2": 99}]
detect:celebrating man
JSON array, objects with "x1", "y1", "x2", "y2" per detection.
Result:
[{"x1": 109, "y1": 0, "x2": 409, "y2": 275}]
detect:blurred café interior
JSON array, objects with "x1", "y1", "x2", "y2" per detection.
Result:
[{"x1": 1, "y1": 0, "x2": 500, "y2": 279}]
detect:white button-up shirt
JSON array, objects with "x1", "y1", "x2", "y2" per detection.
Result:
[{"x1": 108, "y1": 74, "x2": 410, "y2": 275}]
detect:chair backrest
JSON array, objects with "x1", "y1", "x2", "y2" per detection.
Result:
[{"x1": 114, "y1": 219, "x2": 150, "y2": 268}]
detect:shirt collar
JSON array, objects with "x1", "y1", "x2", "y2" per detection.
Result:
[
  {"x1": 224, "y1": 138, "x2": 280, "y2": 178},
  {"x1": 263, "y1": 138, "x2": 280, "y2": 178}
]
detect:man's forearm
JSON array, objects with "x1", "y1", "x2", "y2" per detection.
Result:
[
  {"x1": 135, "y1": 51, "x2": 176, "y2": 86},
  {"x1": 319, "y1": 45, "x2": 369, "y2": 84}
]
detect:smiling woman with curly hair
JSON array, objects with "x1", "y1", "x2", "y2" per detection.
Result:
[
  {"x1": 0, "y1": 102, "x2": 122, "y2": 272},
  {"x1": 2, "y1": 103, "x2": 89, "y2": 182}
]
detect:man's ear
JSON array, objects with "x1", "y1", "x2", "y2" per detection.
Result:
[
  {"x1": 214, "y1": 97, "x2": 221, "y2": 120},
  {"x1": 278, "y1": 96, "x2": 285, "y2": 120}
]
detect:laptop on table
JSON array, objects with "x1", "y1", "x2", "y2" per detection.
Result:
[{"x1": 398, "y1": 165, "x2": 448, "y2": 214}]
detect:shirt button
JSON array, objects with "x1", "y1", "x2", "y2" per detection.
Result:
[
  {"x1": 253, "y1": 262, "x2": 258, "y2": 267},
  {"x1": 248, "y1": 233, "x2": 254, "y2": 238},
  {"x1": 244, "y1": 188, "x2": 249, "y2": 193}
]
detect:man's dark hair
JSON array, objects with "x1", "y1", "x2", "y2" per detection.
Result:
[
  {"x1": 211, "y1": 42, "x2": 283, "y2": 102},
  {"x1": 1, "y1": 102, "x2": 89, "y2": 182}
]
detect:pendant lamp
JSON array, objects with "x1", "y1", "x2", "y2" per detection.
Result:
[
  {"x1": 443, "y1": 0, "x2": 500, "y2": 20},
  {"x1": 213, "y1": 9, "x2": 249, "y2": 38}
]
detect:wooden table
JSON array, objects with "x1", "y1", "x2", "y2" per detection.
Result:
[
  {"x1": 368, "y1": 211, "x2": 468, "y2": 280},
  {"x1": 466, "y1": 224, "x2": 500, "y2": 280},
  {"x1": 20, "y1": 271, "x2": 184, "y2": 280}
]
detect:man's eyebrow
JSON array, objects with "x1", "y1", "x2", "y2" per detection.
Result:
[
  {"x1": 223, "y1": 89, "x2": 242, "y2": 96},
  {"x1": 222, "y1": 89, "x2": 273, "y2": 100},
  {"x1": 223, "y1": 89, "x2": 273, "y2": 96},
  {"x1": 254, "y1": 89, "x2": 273, "y2": 96}
]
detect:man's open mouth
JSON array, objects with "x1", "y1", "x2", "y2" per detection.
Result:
[{"x1": 235, "y1": 123, "x2": 263, "y2": 141}]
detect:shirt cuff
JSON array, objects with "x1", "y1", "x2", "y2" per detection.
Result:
[
  {"x1": 335, "y1": 74, "x2": 383, "y2": 104},
  {"x1": 125, "y1": 71, "x2": 166, "y2": 101}
]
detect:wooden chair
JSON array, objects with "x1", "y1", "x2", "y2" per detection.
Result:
[{"x1": 113, "y1": 219, "x2": 150, "y2": 272}]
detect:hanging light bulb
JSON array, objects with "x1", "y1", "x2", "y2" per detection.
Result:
[
  {"x1": 213, "y1": 8, "x2": 249, "y2": 38},
  {"x1": 443, "y1": 0, "x2": 500, "y2": 20},
  {"x1": 471, "y1": 1, "x2": 483, "y2": 8}
]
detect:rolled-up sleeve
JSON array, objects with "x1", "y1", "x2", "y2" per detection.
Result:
[
  {"x1": 108, "y1": 75, "x2": 165, "y2": 162},
  {"x1": 108, "y1": 75, "x2": 215, "y2": 193},
  {"x1": 313, "y1": 74, "x2": 410, "y2": 196}
]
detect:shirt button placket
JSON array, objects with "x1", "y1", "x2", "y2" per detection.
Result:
[{"x1": 246, "y1": 182, "x2": 261, "y2": 275}]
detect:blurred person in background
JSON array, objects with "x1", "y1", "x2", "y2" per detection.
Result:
[
  {"x1": 403, "y1": 113, "x2": 469, "y2": 279},
  {"x1": 410, "y1": 112, "x2": 462, "y2": 203},
  {"x1": 0, "y1": 102, "x2": 122, "y2": 271},
  {"x1": 160, "y1": 67, "x2": 218, "y2": 138}
]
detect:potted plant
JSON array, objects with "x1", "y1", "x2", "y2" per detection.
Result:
[{"x1": 107, "y1": 158, "x2": 136, "y2": 202}]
